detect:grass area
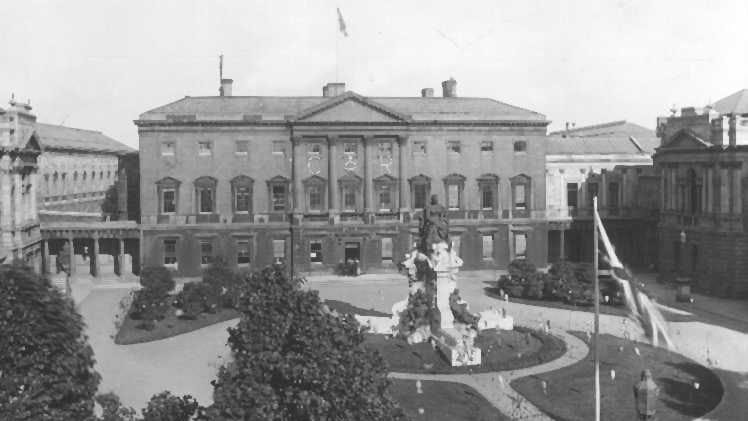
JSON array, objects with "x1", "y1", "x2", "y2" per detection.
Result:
[
  {"x1": 512, "y1": 331, "x2": 724, "y2": 421},
  {"x1": 323, "y1": 299, "x2": 389, "y2": 317},
  {"x1": 366, "y1": 327, "x2": 566, "y2": 374},
  {"x1": 389, "y1": 379, "x2": 509, "y2": 421},
  {"x1": 115, "y1": 306, "x2": 239, "y2": 345}
]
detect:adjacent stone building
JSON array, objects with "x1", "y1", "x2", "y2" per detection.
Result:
[
  {"x1": 654, "y1": 90, "x2": 748, "y2": 297},
  {"x1": 36, "y1": 123, "x2": 135, "y2": 221},
  {"x1": 0, "y1": 100, "x2": 42, "y2": 269},
  {"x1": 136, "y1": 79, "x2": 551, "y2": 276},
  {"x1": 545, "y1": 121, "x2": 660, "y2": 268}
]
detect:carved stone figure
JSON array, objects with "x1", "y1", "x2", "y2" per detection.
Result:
[{"x1": 419, "y1": 194, "x2": 449, "y2": 253}]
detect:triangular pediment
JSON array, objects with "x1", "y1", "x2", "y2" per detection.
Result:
[
  {"x1": 23, "y1": 133, "x2": 42, "y2": 154},
  {"x1": 294, "y1": 92, "x2": 410, "y2": 123},
  {"x1": 663, "y1": 130, "x2": 712, "y2": 150}
]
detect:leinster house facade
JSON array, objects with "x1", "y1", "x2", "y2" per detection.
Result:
[{"x1": 135, "y1": 79, "x2": 551, "y2": 276}]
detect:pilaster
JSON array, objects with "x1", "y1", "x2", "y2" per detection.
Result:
[
  {"x1": 328, "y1": 136, "x2": 339, "y2": 220},
  {"x1": 398, "y1": 135, "x2": 410, "y2": 212},
  {"x1": 292, "y1": 136, "x2": 304, "y2": 215},
  {"x1": 363, "y1": 135, "x2": 373, "y2": 221}
]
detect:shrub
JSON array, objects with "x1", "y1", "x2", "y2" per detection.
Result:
[
  {"x1": 398, "y1": 289, "x2": 434, "y2": 336},
  {"x1": 203, "y1": 257, "x2": 241, "y2": 308},
  {"x1": 140, "y1": 265, "x2": 175, "y2": 296},
  {"x1": 174, "y1": 282, "x2": 220, "y2": 319},
  {"x1": 95, "y1": 392, "x2": 137, "y2": 421},
  {"x1": 0, "y1": 262, "x2": 101, "y2": 420},
  {"x1": 129, "y1": 289, "x2": 170, "y2": 324},
  {"x1": 208, "y1": 266, "x2": 406, "y2": 420},
  {"x1": 524, "y1": 272, "x2": 546, "y2": 300},
  {"x1": 141, "y1": 391, "x2": 200, "y2": 421},
  {"x1": 335, "y1": 260, "x2": 359, "y2": 276},
  {"x1": 508, "y1": 259, "x2": 537, "y2": 279}
]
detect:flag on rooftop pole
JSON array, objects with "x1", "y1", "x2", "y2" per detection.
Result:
[
  {"x1": 337, "y1": 7, "x2": 348, "y2": 37},
  {"x1": 593, "y1": 198, "x2": 675, "y2": 350}
]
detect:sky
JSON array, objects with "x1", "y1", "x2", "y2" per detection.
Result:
[{"x1": 2, "y1": 0, "x2": 748, "y2": 148}]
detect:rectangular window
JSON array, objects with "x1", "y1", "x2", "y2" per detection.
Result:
[
  {"x1": 481, "y1": 186, "x2": 493, "y2": 210},
  {"x1": 200, "y1": 240, "x2": 213, "y2": 266},
  {"x1": 236, "y1": 239, "x2": 251, "y2": 265},
  {"x1": 344, "y1": 143, "x2": 358, "y2": 157},
  {"x1": 161, "y1": 141, "x2": 175, "y2": 156},
  {"x1": 309, "y1": 143, "x2": 322, "y2": 154},
  {"x1": 198, "y1": 141, "x2": 213, "y2": 156},
  {"x1": 198, "y1": 188, "x2": 214, "y2": 213},
  {"x1": 377, "y1": 142, "x2": 392, "y2": 160},
  {"x1": 381, "y1": 237, "x2": 393, "y2": 262},
  {"x1": 414, "y1": 184, "x2": 427, "y2": 209},
  {"x1": 567, "y1": 183, "x2": 578, "y2": 208},
  {"x1": 482, "y1": 234, "x2": 494, "y2": 260},
  {"x1": 447, "y1": 141, "x2": 461, "y2": 154},
  {"x1": 272, "y1": 140, "x2": 286, "y2": 156},
  {"x1": 413, "y1": 140, "x2": 427, "y2": 155},
  {"x1": 447, "y1": 184, "x2": 460, "y2": 209},
  {"x1": 343, "y1": 187, "x2": 356, "y2": 210},
  {"x1": 273, "y1": 239, "x2": 285, "y2": 259},
  {"x1": 272, "y1": 185, "x2": 286, "y2": 211},
  {"x1": 378, "y1": 185, "x2": 392, "y2": 210},
  {"x1": 514, "y1": 232, "x2": 527, "y2": 259},
  {"x1": 163, "y1": 239, "x2": 177, "y2": 266},
  {"x1": 310, "y1": 241, "x2": 323, "y2": 263},
  {"x1": 162, "y1": 189, "x2": 176, "y2": 213},
  {"x1": 235, "y1": 140, "x2": 249, "y2": 155},
  {"x1": 309, "y1": 186, "x2": 322, "y2": 210},
  {"x1": 588, "y1": 183, "x2": 599, "y2": 207},
  {"x1": 480, "y1": 141, "x2": 493, "y2": 152},
  {"x1": 514, "y1": 184, "x2": 526, "y2": 210},
  {"x1": 235, "y1": 187, "x2": 251, "y2": 212},
  {"x1": 608, "y1": 182, "x2": 620, "y2": 208}
]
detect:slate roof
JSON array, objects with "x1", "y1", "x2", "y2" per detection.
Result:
[
  {"x1": 36, "y1": 123, "x2": 134, "y2": 155},
  {"x1": 547, "y1": 120, "x2": 658, "y2": 155},
  {"x1": 711, "y1": 89, "x2": 748, "y2": 115},
  {"x1": 138, "y1": 93, "x2": 547, "y2": 122}
]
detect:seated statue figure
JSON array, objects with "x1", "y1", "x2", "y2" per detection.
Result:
[{"x1": 419, "y1": 194, "x2": 449, "y2": 253}]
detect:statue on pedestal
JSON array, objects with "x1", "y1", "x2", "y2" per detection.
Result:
[{"x1": 419, "y1": 194, "x2": 449, "y2": 254}]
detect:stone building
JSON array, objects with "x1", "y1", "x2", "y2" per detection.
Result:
[
  {"x1": 136, "y1": 79, "x2": 551, "y2": 276},
  {"x1": 36, "y1": 123, "x2": 135, "y2": 221},
  {"x1": 545, "y1": 121, "x2": 660, "y2": 267},
  {"x1": 0, "y1": 99, "x2": 42, "y2": 269},
  {"x1": 654, "y1": 90, "x2": 748, "y2": 297}
]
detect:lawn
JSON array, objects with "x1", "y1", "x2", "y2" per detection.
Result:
[
  {"x1": 484, "y1": 286, "x2": 631, "y2": 317},
  {"x1": 512, "y1": 331, "x2": 725, "y2": 421},
  {"x1": 115, "y1": 306, "x2": 239, "y2": 345},
  {"x1": 365, "y1": 327, "x2": 566, "y2": 374},
  {"x1": 389, "y1": 379, "x2": 509, "y2": 421}
]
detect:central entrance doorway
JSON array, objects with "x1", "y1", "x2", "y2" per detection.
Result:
[{"x1": 344, "y1": 242, "x2": 360, "y2": 262}]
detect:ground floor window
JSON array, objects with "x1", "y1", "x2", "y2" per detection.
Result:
[
  {"x1": 513, "y1": 232, "x2": 527, "y2": 259},
  {"x1": 310, "y1": 240, "x2": 323, "y2": 263},
  {"x1": 163, "y1": 239, "x2": 177, "y2": 267},
  {"x1": 273, "y1": 239, "x2": 285, "y2": 262},
  {"x1": 482, "y1": 234, "x2": 494, "y2": 260},
  {"x1": 381, "y1": 237, "x2": 393, "y2": 263},
  {"x1": 200, "y1": 240, "x2": 214, "y2": 266},
  {"x1": 236, "y1": 238, "x2": 251, "y2": 266}
]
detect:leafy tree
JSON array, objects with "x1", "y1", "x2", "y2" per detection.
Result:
[
  {"x1": 141, "y1": 391, "x2": 200, "y2": 421},
  {"x1": 101, "y1": 184, "x2": 120, "y2": 218},
  {"x1": 139, "y1": 265, "x2": 175, "y2": 296},
  {"x1": 202, "y1": 257, "x2": 241, "y2": 308},
  {"x1": 0, "y1": 262, "x2": 101, "y2": 420},
  {"x1": 95, "y1": 392, "x2": 137, "y2": 421},
  {"x1": 208, "y1": 266, "x2": 406, "y2": 420}
]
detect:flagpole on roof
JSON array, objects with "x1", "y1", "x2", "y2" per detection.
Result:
[{"x1": 593, "y1": 196, "x2": 601, "y2": 421}]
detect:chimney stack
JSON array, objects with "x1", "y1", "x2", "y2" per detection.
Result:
[
  {"x1": 322, "y1": 82, "x2": 346, "y2": 97},
  {"x1": 220, "y1": 78, "x2": 233, "y2": 97},
  {"x1": 421, "y1": 88, "x2": 434, "y2": 98},
  {"x1": 441, "y1": 78, "x2": 457, "y2": 98}
]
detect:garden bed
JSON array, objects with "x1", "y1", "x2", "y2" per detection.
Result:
[
  {"x1": 114, "y1": 305, "x2": 239, "y2": 345},
  {"x1": 484, "y1": 286, "x2": 631, "y2": 317},
  {"x1": 388, "y1": 379, "x2": 509, "y2": 420},
  {"x1": 512, "y1": 331, "x2": 725, "y2": 421},
  {"x1": 365, "y1": 327, "x2": 566, "y2": 374}
]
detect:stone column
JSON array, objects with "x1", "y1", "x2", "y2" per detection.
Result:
[
  {"x1": 670, "y1": 168, "x2": 677, "y2": 210},
  {"x1": 398, "y1": 135, "x2": 410, "y2": 212},
  {"x1": 92, "y1": 234, "x2": 100, "y2": 278},
  {"x1": 0, "y1": 157, "x2": 12, "y2": 251},
  {"x1": 732, "y1": 167, "x2": 742, "y2": 215},
  {"x1": 560, "y1": 229, "x2": 566, "y2": 261},
  {"x1": 29, "y1": 172, "x2": 38, "y2": 223},
  {"x1": 600, "y1": 170, "x2": 608, "y2": 209},
  {"x1": 706, "y1": 167, "x2": 713, "y2": 213},
  {"x1": 119, "y1": 237, "x2": 125, "y2": 276},
  {"x1": 720, "y1": 166, "x2": 729, "y2": 214},
  {"x1": 363, "y1": 136, "x2": 373, "y2": 219},
  {"x1": 13, "y1": 168, "x2": 23, "y2": 249},
  {"x1": 68, "y1": 234, "x2": 76, "y2": 275},
  {"x1": 701, "y1": 166, "x2": 708, "y2": 213},
  {"x1": 660, "y1": 167, "x2": 666, "y2": 212},
  {"x1": 328, "y1": 136, "x2": 339, "y2": 217},
  {"x1": 42, "y1": 239, "x2": 49, "y2": 274},
  {"x1": 292, "y1": 136, "x2": 304, "y2": 216}
]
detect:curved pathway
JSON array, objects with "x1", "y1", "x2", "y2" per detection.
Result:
[{"x1": 389, "y1": 329, "x2": 589, "y2": 420}]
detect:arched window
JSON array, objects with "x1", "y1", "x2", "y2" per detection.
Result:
[
  {"x1": 409, "y1": 174, "x2": 431, "y2": 209},
  {"x1": 194, "y1": 176, "x2": 217, "y2": 214},
  {"x1": 442, "y1": 173, "x2": 466, "y2": 210},
  {"x1": 303, "y1": 175, "x2": 326, "y2": 212},
  {"x1": 230, "y1": 175, "x2": 254, "y2": 215}
]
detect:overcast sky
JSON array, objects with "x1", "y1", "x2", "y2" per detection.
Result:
[{"x1": 3, "y1": 0, "x2": 748, "y2": 148}]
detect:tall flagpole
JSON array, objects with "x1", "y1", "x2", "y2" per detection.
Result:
[{"x1": 593, "y1": 196, "x2": 601, "y2": 421}]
